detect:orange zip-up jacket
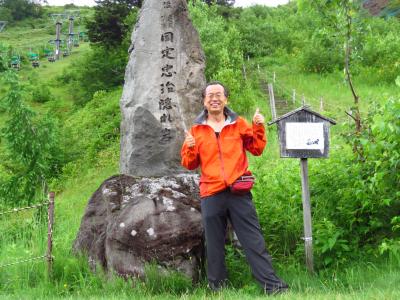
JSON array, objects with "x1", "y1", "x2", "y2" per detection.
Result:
[{"x1": 181, "y1": 107, "x2": 267, "y2": 198}]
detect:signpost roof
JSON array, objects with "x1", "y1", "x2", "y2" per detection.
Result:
[{"x1": 268, "y1": 106, "x2": 337, "y2": 125}]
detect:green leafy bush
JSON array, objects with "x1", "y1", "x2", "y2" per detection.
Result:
[
  {"x1": 0, "y1": 71, "x2": 64, "y2": 206},
  {"x1": 32, "y1": 83, "x2": 53, "y2": 103},
  {"x1": 189, "y1": 2, "x2": 243, "y2": 84},
  {"x1": 310, "y1": 98, "x2": 400, "y2": 268},
  {"x1": 234, "y1": 5, "x2": 295, "y2": 59},
  {"x1": 0, "y1": 42, "x2": 10, "y2": 72},
  {"x1": 300, "y1": 30, "x2": 343, "y2": 73}
]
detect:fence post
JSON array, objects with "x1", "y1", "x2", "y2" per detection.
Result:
[
  {"x1": 47, "y1": 192, "x2": 55, "y2": 276},
  {"x1": 292, "y1": 89, "x2": 296, "y2": 104},
  {"x1": 268, "y1": 83, "x2": 277, "y2": 120}
]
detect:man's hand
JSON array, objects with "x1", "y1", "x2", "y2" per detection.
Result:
[
  {"x1": 253, "y1": 108, "x2": 265, "y2": 125},
  {"x1": 185, "y1": 130, "x2": 195, "y2": 148}
]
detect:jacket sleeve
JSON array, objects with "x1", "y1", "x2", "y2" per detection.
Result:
[
  {"x1": 181, "y1": 128, "x2": 200, "y2": 170},
  {"x1": 241, "y1": 118, "x2": 267, "y2": 156}
]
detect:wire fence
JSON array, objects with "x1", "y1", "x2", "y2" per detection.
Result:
[
  {"x1": 0, "y1": 192, "x2": 55, "y2": 274},
  {"x1": 0, "y1": 201, "x2": 49, "y2": 216},
  {"x1": 246, "y1": 62, "x2": 368, "y2": 124}
]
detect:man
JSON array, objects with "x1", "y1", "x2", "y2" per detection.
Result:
[{"x1": 181, "y1": 81, "x2": 288, "y2": 294}]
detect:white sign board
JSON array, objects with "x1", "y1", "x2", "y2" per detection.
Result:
[{"x1": 286, "y1": 122, "x2": 324, "y2": 150}]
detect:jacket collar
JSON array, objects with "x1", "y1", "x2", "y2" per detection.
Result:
[{"x1": 194, "y1": 106, "x2": 238, "y2": 125}]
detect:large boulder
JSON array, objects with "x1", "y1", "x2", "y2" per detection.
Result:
[{"x1": 73, "y1": 174, "x2": 204, "y2": 281}]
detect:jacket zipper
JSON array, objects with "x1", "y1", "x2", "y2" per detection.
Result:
[
  {"x1": 199, "y1": 119, "x2": 238, "y2": 188},
  {"x1": 216, "y1": 130, "x2": 228, "y2": 187}
]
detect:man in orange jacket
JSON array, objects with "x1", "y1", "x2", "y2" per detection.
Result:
[{"x1": 181, "y1": 81, "x2": 288, "y2": 294}]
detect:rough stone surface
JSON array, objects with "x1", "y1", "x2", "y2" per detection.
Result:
[
  {"x1": 73, "y1": 174, "x2": 204, "y2": 281},
  {"x1": 120, "y1": 0, "x2": 206, "y2": 177}
]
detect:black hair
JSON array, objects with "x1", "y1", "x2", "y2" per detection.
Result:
[{"x1": 202, "y1": 81, "x2": 229, "y2": 98}]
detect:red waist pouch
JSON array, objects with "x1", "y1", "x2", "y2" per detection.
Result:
[{"x1": 230, "y1": 171, "x2": 255, "y2": 195}]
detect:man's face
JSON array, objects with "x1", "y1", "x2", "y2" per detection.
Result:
[{"x1": 203, "y1": 84, "x2": 227, "y2": 114}]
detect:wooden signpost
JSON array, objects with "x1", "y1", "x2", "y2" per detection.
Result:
[
  {"x1": 268, "y1": 106, "x2": 336, "y2": 273},
  {"x1": 0, "y1": 21, "x2": 7, "y2": 33}
]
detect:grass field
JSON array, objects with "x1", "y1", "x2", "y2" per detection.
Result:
[{"x1": 0, "y1": 152, "x2": 398, "y2": 299}]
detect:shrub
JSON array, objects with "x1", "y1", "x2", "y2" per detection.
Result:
[
  {"x1": 300, "y1": 29, "x2": 343, "y2": 73},
  {"x1": 0, "y1": 71, "x2": 64, "y2": 206},
  {"x1": 32, "y1": 84, "x2": 53, "y2": 103}
]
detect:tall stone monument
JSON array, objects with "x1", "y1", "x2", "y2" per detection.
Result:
[
  {"x1": 120, "y1": 0, "x2": 206, "y2": 177},
  {"x1": 73, "y1": 0, "x2": 206, "y2": 282}
]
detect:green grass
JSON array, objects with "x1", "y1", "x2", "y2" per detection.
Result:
[
  {"x1": 249, "y1": 58, "x2": 400, "y2": 125},
  {"x1": 0, "y1": 131, "x2": 398, "y2": 299}
]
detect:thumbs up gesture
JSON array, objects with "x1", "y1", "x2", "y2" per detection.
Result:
[
  {"x1": 253, "y1": 108, "x2": 265, "y2": 125},
  {"x1": 185, "y1": 130, "x2": 195, "y2": 148}
]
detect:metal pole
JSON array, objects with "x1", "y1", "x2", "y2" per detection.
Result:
[
  {"x1": 55, "y1": 21, "x2": 62, "y2": 60},
  {"x1": 68, "y1": 16, "x2": 74, "y2": 53},
  {"x1": 268, "y1": 83, "x2": 277, "y2": 120},
  {"x1": 300, "y1": 158, "x2": 314, "y2": 273},
  {"x1": 47, "y1": 192, "x2": 55, "y2": 276}
]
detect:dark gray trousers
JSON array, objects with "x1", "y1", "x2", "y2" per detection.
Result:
[{"x1": 200, "y1": 189, "x2": 288, "y2": 291}]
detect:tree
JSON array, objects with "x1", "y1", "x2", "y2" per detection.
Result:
[
  {"x1": 0, "y1": 0, "x2": 43, "y2": 21},
  {"x1": 0, "y1": 71, "x2": 63, "y2": 206},
  {"x1": 0, "y1": 7, "x2": 12, "y2": 22},
  {"x1": 203, "y1": 0, "x2": 235, "y2": 6},
  {"x1": 297, "y1": 0, "x2": 363, "y2": 155},
  {"x1": 86, "y1": 0, "x2": 140, "y2": 47}
]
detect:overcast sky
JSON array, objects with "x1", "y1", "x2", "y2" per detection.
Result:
[{"x1": 45, "y1": 0, "x2": 290, "y2": 8}]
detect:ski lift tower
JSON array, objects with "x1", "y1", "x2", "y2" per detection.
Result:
[
  {"x1": 67, "y1": 15, "x2": 75, "y2": 53},
  {"x1": 0, "y1": 21, "x2": 7, "y2": 32},
  {"x1": 54, "y1": 20, "x2": 62, "y2": 60}
]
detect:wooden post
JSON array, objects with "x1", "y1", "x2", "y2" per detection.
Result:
[
  {"x1": 292, "y1": 89, "x2": 296, "y2": 104},
  {"x1": 268, "y1": 83, "x2": 277, "y2": 120},
  {"x1": 47, "y1": 192, "x2": 55, "y2": 276},
  {"x1": 300, "y1": 158, "x2": 314, "y2": 273},
  {"x1": 242, "y1": 64, "x2": 247, "y2": 81}
]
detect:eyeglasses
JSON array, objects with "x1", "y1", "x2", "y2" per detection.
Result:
[{"x1": 206, "y1": 93, "x2": 224, "y2": 99}]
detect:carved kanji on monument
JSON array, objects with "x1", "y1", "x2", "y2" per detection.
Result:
[{"x1": 120, "y1": 0, "x2": 206, "y2": 177}]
